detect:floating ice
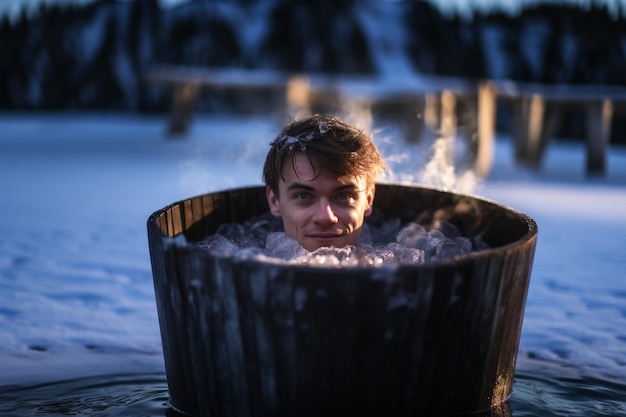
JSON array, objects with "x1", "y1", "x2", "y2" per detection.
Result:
[{"x1": 197, "y1": 211, "x2": 489, "y2": 267}]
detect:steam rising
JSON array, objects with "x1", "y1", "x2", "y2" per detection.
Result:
[
  {"x1": 411, "y1": 134, "x2": 480, "y2": 194},
  {"x1": 182, "y1": 90, "x2": 487, "y2": 266},
  {"x1": 343, "y1": 100, "x2": 482, "y2": 195},
  {"x1": 177, "y1": 79, "x2": 483, "y2": 198}
]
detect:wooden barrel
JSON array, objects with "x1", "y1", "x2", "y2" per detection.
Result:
[{"x1": 147, "y1": 184, "x2": 537, "y2": 417}]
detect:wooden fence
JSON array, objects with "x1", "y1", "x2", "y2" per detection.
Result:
[{"x1": 146, "y1": 65, "x2": 626, "y2": 177}]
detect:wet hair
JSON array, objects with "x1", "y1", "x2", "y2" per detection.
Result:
[{"x1": 263, "y1": 114, "x2": 387, "y2": 197}]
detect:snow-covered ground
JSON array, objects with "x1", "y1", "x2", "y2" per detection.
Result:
[{"x1": 1, "y1": 111, "x2": 626, "y2": 390}]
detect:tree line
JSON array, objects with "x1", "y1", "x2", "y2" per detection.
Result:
[{"x1": 0, "y1": 0, "x2": 624, "y2": 111}]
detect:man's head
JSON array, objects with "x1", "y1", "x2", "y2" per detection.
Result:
[{"x1": 263, "y1": 115, "x2": 386, "y2": 251}]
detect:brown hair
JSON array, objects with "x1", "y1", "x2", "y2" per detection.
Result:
[{"x1": 263, "y1": 114, "x2": 386, "y2": 196}]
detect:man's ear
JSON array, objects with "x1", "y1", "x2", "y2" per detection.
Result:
[
  {"x1": 364, "y1": 185, "x2": 375, "y2": 217},
  {"x1": 266, "y1": 186, "x2": 281, "y2": 217}
]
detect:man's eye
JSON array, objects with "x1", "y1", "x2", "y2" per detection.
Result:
[
  {"x1": 295, "y1": 192, "x2": 311, "y2": 200},
  {"x1": 336, "y1": 193, "x2": 353, "y2": 201}
]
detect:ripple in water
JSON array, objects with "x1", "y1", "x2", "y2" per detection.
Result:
[
  {"x1": 0, "y1": 374, "x2": 169, "y2": 417},
  {"x1": 1, "y1": 372, "x2": 625, "y2": 416},
  {"x1": 510, "y1": 372, "x2": 626, "y2": 416}
]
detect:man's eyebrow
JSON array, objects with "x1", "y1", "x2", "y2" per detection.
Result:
[
  {"x1": 334, "y1": 183, "x2": 361, "y2": 192},
  {"x1": 286, "y1": 183, "x2": 360, "y2": 193},
  {"x1": 286, "y1": 183, "x2": 315, "y2": 193}
]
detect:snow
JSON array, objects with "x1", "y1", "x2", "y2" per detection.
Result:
[
  {"x1": 356, "y1": 2, "x2": 416, "y2": 77},
  {"x1": 481, "y1": 24, "x2": 509, "y2": 80},
  {"x1": 75, "y1": 6, "x2": 107, "y2": 65},
  {"x1": 1, "y1": 111, "x2": 626, "y2": 388},
  {"x1": 519, "y1": 18, "x2": 552, "y2": 80}
]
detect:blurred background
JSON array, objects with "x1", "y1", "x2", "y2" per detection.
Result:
[{"x1": 2, "y1": 0, "x2": 626, "y2": 143}]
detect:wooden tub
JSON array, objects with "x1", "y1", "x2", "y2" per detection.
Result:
[{"x1": 147, "y1": 184, "x2": 537, "y2": 417}]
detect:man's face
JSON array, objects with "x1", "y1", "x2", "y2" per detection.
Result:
[{"x1": 266, "y1": 153, "x2": 374, "y2": 252}]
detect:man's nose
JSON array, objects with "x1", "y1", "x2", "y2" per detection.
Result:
[{"x1": 314, "y1": 199, "x2": 338, "y2": 223}]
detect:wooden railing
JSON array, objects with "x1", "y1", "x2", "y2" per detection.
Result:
[
  {"x1": 146, "y1": 65, "x2": 626, "y2": 177},
  {"x1": 493, "y1": 81, "x2": 626, "y2": 175}
]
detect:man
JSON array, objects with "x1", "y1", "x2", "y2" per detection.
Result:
[{"x1": 263, "y1": 115, "x2": 387, "y2": 251}]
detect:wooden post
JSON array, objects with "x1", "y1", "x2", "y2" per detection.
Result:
[
  {"x1": 526, "y1": 94, "x2": 545, "y2": 165},
  {"x1": 512, "y1": 94, "x2": 545, "y2": 166},
  {"x1": 168, "y1": 81, "x2": 201, "y2": 136},
  {"x1": 475, "y1": 81, "x2": 496, "y2": 177},
  {"x1": 586, "y1": 99, "x2": 613, "y2": 176},
  {"x1": 440, "y1": 89, "x2": 457, "y2": 138},
  {"x1": 423, "y1": 92, "x2": 440, "y2": 128},
  {"x1": 397, "y1": 95, "x2": 425, "y2": 143},
  {"x1": 286, "y1": 75, "x2": 312, "y2": 121},
  {"x1": 530, "y1": 101, "x2": 561, "y2": 166}
]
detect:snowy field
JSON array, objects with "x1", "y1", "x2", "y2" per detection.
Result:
[{"x1": 1, "y1": 112, "x2": 626, "y2": 412}]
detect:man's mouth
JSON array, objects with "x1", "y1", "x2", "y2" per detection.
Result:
[{"x1": 307, "y1": 232, "x2": 344, "y2": 242}]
